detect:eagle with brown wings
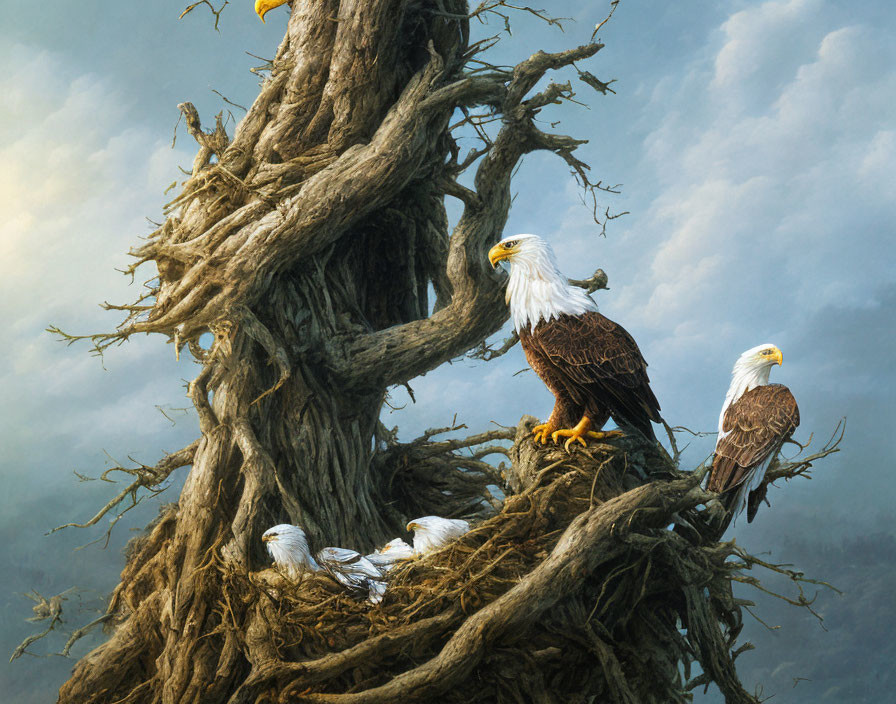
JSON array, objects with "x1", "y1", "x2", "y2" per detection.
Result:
[
  {"x1": 708, "y1": 344, "x2": 800, "y2": 525},
  {"x1": 488, "y1": 234, "x2": 662, "y2": 450}
]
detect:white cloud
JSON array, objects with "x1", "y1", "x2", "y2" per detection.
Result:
[
  {"x1": 0, "y1": 44, "x2": 197, "y2": 477},
  {"x1": 613, "y1": 3, "x2": 896, "y2": 344},
  {"x1": 712, "y1": 0, "x2": 824, "y2": 92},
  {"x1": 0, "y1": 46, "x2": 203, "y2": 699}
]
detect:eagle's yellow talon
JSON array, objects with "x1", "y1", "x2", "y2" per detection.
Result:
[
  {"x1": 551, "y1": 415, "x2": 615, "y2": 450},
  {"x1": 550, "y1": 427, "x2": 582, "y2": 446},
  {"x1": 532, "y1": 422, "x2": 556, "y2": 445},
  {"x1": 562, "y1": 436, "x2": 586, "y2": 452}
]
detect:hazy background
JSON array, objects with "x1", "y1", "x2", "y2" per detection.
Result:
[{"x1": 1, "y1": 1, "x2": 893, "y2": 701}]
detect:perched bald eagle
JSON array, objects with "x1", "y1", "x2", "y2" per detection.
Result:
[
  {"x1": 707, "y1": 344, "x2": 800, "y2": 524},
  {"x1": 262, "y1": 524, "x2": 387, "y2": 604},
  {"x1": 254, "y1": 0, "x2": 288, "y2": 23},
  {"x1": 488, "y1": 234, "x2": 662, "y2": 449},
  {"x1": 406, "y1": 516, "x2": 470, "y2": 555}
]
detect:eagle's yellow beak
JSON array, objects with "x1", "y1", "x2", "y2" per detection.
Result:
[
  {"x1": 261, "y1": 534, "x2": 274, "y2": 542},
  {"x1": 771, "y1": 347, "x2": 783, "y2": 366},
  {"x1": 255, "y1": 0, "x2": 288, "y2": 23},
  {"x1": 488, "y1": 243, "x2": 514, "y2": 268},
  {"x1": 406, "y1": 522, "x2": 418, "y2": 532}
]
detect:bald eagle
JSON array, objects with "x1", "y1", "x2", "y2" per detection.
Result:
[
  {"x1": 262, "y1": 524, "x2": 387, "y2": 604},
  {"x1": 406, "y1": 516, "x2": 470, "y2": 555},
  {"x1": 488, "y1": 234, "x2": 662, "y2": 449},
  {"x1": 254, "y1": 0, "x2": 288, "y2": 23},
  {"x1": 707, "y1": 344, "x2": 800, "y2": 524}
]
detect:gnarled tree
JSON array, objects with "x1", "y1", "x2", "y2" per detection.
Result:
[{"x1": 46, "y1": 2, "x2": 838, "y2": 703}]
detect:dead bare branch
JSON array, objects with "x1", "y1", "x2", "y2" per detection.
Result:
[
  {"x1": 47, "y1": 440, "x2": 198, "y2": 536},
  {"x1": 179, "y1": 0, "x2": 230, "y2": 31},
  {"x1": 10, "y1": 589, "x2": 74, "y2": 662},
  {"x1": 765, "y1": 419, "x2": 845, "y2": 484}
]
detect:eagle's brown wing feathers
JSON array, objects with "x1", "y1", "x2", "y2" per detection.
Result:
[
  {"x1": 519, "y1": 332, "x2": 586, "y2": 428},
  {"x1": 528, "y1": 312, "x2": 662, "y2": 439},
  {"x1": 708, "y1": 384, "x2": 799, "y2": 520}
]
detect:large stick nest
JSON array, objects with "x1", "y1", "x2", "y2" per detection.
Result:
[{"x1": 174, "y1": 417, "x2": 834, "y2": 704}]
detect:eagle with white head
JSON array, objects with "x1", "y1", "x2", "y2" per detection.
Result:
[
  {"x1": 406, "y1": 516, "x2": 470, "y2": 555},
  {"x1": 707, "y1": 344, "x2": 800, "y2": 524},
  {"x1": 488, "y1": 233, "x2": 662, "y2": 449},
  {"x1": 262, "y1": 524, "x2": 387, "y2": 604}
]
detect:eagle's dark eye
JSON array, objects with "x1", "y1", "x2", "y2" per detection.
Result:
[
  {"x1": 761, "y1": 349, "x2": 772, "y2": 355},
  {"x1": 503, "y1": 240, "x2": 516, "y2": 249}
]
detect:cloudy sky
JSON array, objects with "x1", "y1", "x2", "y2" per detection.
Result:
[{"x1": 1, "y1": 1, "x2": 893, "y2": 701}]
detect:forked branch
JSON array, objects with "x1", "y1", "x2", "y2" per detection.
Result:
[
  {"x1": 47, "y1": 440, "x2": 199, "y2": 537},
  {"x1": 179, "y1": 1, "x2": 230, "y2": 31},
  {"x1": 346, "y1": 42, "x2": 607, "y2": 388},
  {"x1": 765, "y1": 419, "x2": 845, "y2": 484}
]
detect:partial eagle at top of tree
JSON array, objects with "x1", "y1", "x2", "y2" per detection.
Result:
[{"x1": 254, "y1": 0, "x2": 289, "y2": 23}]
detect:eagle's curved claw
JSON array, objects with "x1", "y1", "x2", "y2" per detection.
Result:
[
  {"x1": 551, "y1": 416, "x2": 591, "y2": 451},
  {"x1": 551, "y1": 417, "x2": 624, "y2": 452},
  {"x1": 532, "y1": 422, "x2": 556, "y2": 444},
  {"x1": 551, "y1": 427, "x2": 589, "y2": 452}
]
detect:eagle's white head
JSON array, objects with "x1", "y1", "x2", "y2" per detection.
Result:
[
  {"x1": 405, "y1": 516, "x2": 470, "y2": 555},
  {"x1": 487, "y1": 233, "x2": 597, "y2": 332},
  {"x1": 262, "y1": 524, "x2": 320, "y2": 576},
  {"x1": 718, "y1": 343, "x2": 784, "y2": 437}
]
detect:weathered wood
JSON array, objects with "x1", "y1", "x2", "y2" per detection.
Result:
[{"x1": 51, "y1": 3, "x2": 825, "y2": 703}]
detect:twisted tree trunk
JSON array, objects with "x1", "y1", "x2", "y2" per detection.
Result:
[
  {"x1": 49, "y1": 3, "x2": 837, "y2": 702},
  {"x1": 56, "y1": 2, "x2": 616, "y2": 702}
]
